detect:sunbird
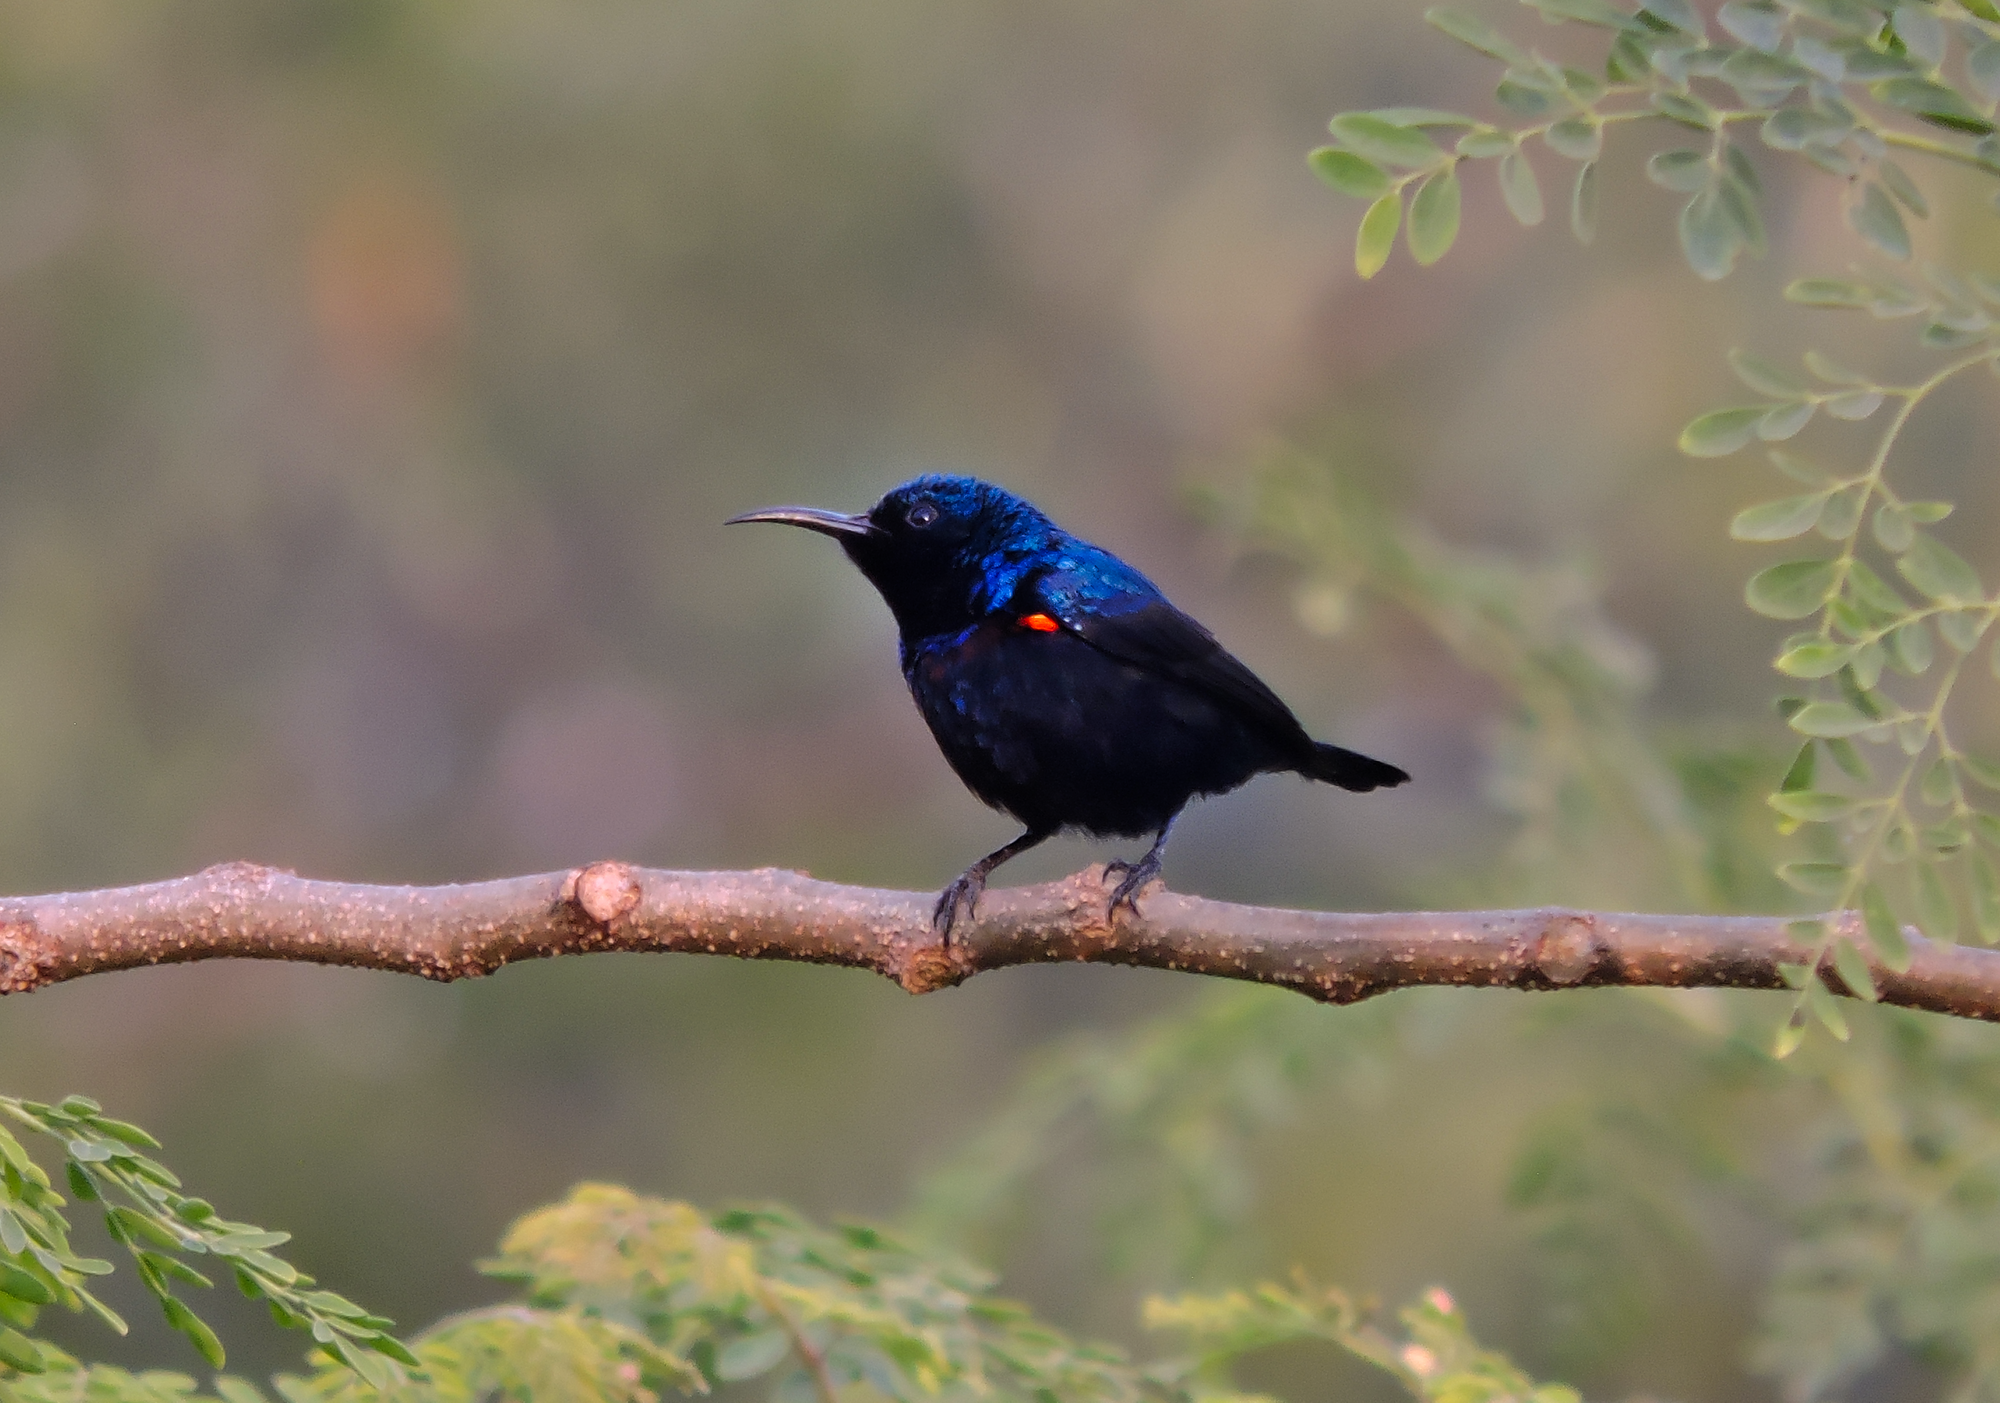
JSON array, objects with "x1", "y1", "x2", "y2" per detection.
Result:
[{"x1": 729, "y1": 476, "x2": 1408, "y2": 939}]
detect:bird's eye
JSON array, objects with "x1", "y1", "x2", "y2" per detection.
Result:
[{"x1": 907, "y1": 501, "x2": 939, "y2": 528}]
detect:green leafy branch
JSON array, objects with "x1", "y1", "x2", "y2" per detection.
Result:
[
  {"x1": 1309, "y1": 0, "x2": 2000, "y2": 1049},
  {"x1": 266, "y1": 1185, "x2": 1577, "y2": 1403},
  {"x1": 0, "y1": 1095, "x2": 414, "y2": 1384},
  {"x1": 1312, "y1": 0, "x2": 2000, "y2": 279},
  {"x1": 1148, "y1": 1278, "x2": 1577, "y2": 1403},
  {"x1": 1682, "y1": 284, "x2": 2000, "y2": 1048}
]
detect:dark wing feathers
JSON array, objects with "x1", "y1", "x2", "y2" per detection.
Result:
[{"x1": 1044, "y1": 592, "x2": 1314, "y2": 757}]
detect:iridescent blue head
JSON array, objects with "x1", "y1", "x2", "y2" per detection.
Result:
[{"x1": 727, "y1": 475, "x2": 1061, "y2": 639}]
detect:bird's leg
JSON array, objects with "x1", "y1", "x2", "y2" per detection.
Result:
[
  {"x1": 935, "y1": 827, "x2": 1056, "y2": 943},
  {"x1": 1102, "y1": 814, "x2": 1179, "y2": 920}
]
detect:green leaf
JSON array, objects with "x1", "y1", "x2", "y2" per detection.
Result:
[
  {"x1": 1927, "y1": 817, "x2": 1969, "y2": 854},
  {"x1": 1733, "y1": 493, "x2": 1827, "y2": 541},
  {"x1": 1804, "y1": 350, "x2": 1868, "y2": 383},
  {"x1": 1366, "y1": 108, "x2": 1482, "y2": 129},
  {"x1": 1646, "y1": 148, "x2": 1710, "y2": 192},
  {"x1": 1775, "y1": 639, "x2": 1854, "y2": 677},
  {"x1": 1774, "y1": 1015, "x2": 1808, "y2": 1058},
  {"x1": 1962, "y1": 753, "x2": 2000, "y2": 791},
  {"x1": 1680, "y1": 405, "x2": 1767, "y2": 456},
  {"x1": 1898, "y1": 535, "x2": 1983, "y2": 603},
  {"x1": 1970, "y1": 40, "x2": 2000, "y2": 101},
  {"x1": 162, "y1": 1296, "x2": 227, "y2": 1369},
  {"x1": 1827, "y1": 737, "x2": 1870, "y2": 780},
  {"x1": 1892, "y1": 3, "x2": 1947, "y2": 65},
  {"x1": 1769, "y1": 789, "x2": 1853, "y2": 820},
  {"x1": 1973, "y1": 852, "x2": 2000, "y2": 941},
  {"x1": 1523, "y1": 0, "x2": 1644, "y2": 27},
  {"x1": 1771, "y1": 450, "x2": 1834, "y2": 485},
  {"x1": 1921, "y1": 756, "x2": 1956, "y2": 806},
  {"x1": 1457, "y1": 128, "x2": 1516, "y2": 158},
  {"x1": 1641, "y1": 0, "x2": 1704, "y2": 31},
  {"x1": 1805, "y1": 978, "x2": 1851, "y2": 1039},
  {"x1": 1917, "y1": 862, "x2": 1958, "y2": 943},
  {"x1": 1425, "y1": 6, "x2": 1531, "y2": 63},
  {"x1": 1887, "y1": 619, "x2": 1934, "y2": 674},
  {"x1": 1746, "y1": 558, "x2": 1838, "y2": 617},
  {"x1": 1847, "y1": 559, "x2": 1909, "y2": 613},
  {"x1": 1864, "y1": 883, "x2": 1913, "y2": 968},
  {"x1": 1329, "y1": 114, "x2": 1445, "y2": 168},
  {"x1": 1355, "y1": 193, "x2": 1401, "y2": 279},
  {"x1": 1872, "y1": 503, "x2": 1914, "y2": 551},
  {"x1": 1876, "y1": 157, "x2": 1929, "y2": 217},
  {"x1": 1407, "y1": 169, "x2": 1462, "y2": 265},
  {"x1": 1831, "y1": 937, "x2": 1878, "y2": 1000},
  {"x1": 1679, "y1": 183, "x2": 1743, "y2": 279},
  {"x1": 1570, "y1": 160, "x2": 1598, "y2": 243},
  {"x1": 1763, "y1": 105, "x2": 1853, "y2": 150},
  {"x1": 1719, "y1": 166, "x2": 1767, "y2": 255},
  {"x1": 1849, "y1": 183, "x2": 1912, "y2": 259},
  {"x1": 1780, "y1": 740, "x2": 1817, "y2": 793},
  {"x1": 1496, "y1": 77, "x2": 1557, "y2": 115},
  {"x1": 1850, "y1": 639, "x2": 1886, "y2": 690},
  {"x1": 1718, "y1": 0, "x2": 1785, "y2": 50},
  {"x1": 716, "y1": 1330, "x2": 792, "y2": 1381},
  {"x1": 1758, "y1": 401, "x2": 1815, "y2": 440},
  {"x1": 1545, "y1": 116, "x2": 1602, "y2": 160},
  {"x1": 0, "y1": 1261, "x2": 52, "y2": 1307},
  {"x1": 0, "y1": 1327, "x2": 44, "y2": 1374},
  {"x1": 1780, "y1": 861, "x2": 1849, "y2": 895},
  {"x1": 1874, "y1": 77, "x2": 1995, "y2": 134},
  {"x1": 1729, "y1": 348, "x2": 1806, "y2": 396},
  {"x1": 1823, "y1": 389, "x2": 1884, "y2": 419},
  {"x1": 1938, "y1": 610, "x2": 1982, "y2": 651},
  {"x1": 1310, "y1": 148, "x2": 1391, "y2": 199},
  {"x1": 1787, "y1": 278, "x2": 1871, "y2": 307},
  {"x1": 1498, "y1": 149, "x2": 1544, "y2": 225},
  {"x1": 1790, "y1": 701, "x2": 1876, "y2": 737}
]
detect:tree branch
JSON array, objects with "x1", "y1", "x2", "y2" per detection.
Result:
[{"x1": 0, "y1": 860, "x2": 1994, "y2": 1020}]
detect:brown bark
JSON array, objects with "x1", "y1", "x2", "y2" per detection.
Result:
[{"x1": 0, "y1": 860, "x2": 1991, "y2": 1020}]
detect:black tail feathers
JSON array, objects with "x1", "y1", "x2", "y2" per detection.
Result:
[{"x1": 1301, "y1": 742, "x2": 1410, "y2": 793}]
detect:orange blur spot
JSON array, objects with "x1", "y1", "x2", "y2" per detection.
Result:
[{"x1": 1018, "y1": 613, "x2": 1060, "y2": 632}]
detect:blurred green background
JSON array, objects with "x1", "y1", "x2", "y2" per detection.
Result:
[{"x1": 1, "y1": 1, "x2": 1997, "y2": 1399}]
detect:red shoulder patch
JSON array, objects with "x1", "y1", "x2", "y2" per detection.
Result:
[{"x1": 1017, "y1": 612, "x2": 1060, "y2": 633}]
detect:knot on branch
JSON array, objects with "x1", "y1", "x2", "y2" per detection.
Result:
[
  {"x1": 563, "y1": 862, "x2": 642, "y2": 928},
  {"x1": 0, "y1": 918, "x2": 57, "y2": 993},
  {"x1": 1532, "y1": 912, "x2": 1604, "y2": 986}
]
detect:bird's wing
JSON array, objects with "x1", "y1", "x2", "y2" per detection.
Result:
[{"x1": 1022, "y1": 564, "x2": 1312, "y2": 751}]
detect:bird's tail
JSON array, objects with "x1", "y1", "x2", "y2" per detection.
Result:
[{"x1": 1301, "y1": 742, "x2": 1410, "y2": 793}]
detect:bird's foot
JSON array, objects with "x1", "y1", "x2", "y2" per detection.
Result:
[
  {"x1": 1101, "y1": 852, "x2": 1164, "y2": 921},
  {"x1": 933, "y1": 870, "x2": 987, "y2": 945}
]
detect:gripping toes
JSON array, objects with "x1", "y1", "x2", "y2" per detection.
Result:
[
  {"x1": 933, "y1": 874, "x2": 983, "y2": 944},
  {"x1": 1103, "y1": 856, "x2": 1162, "y2": 920}
]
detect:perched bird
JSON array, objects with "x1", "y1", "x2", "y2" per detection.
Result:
[{"x1": 728, "y1": 475, "x2": 1408, "y2": 939}]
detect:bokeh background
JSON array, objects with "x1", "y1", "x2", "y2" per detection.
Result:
[{"x1": 1, "y1": 2, "x2": 1997, "y2": 1400}]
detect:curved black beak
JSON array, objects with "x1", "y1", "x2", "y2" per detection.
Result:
[{"x1": 725, "y1": 506, "x2": 885, "y2": 541}]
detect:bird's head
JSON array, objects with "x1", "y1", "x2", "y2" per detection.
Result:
[{"x1": 728, "y1": 474, "x2": 1057, "y2": 638}]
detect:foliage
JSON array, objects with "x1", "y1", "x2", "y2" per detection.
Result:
[
  {"x1": 1309, "y1": 0, "x2": 2000, "y2": 1049},
  {"x1": 0, "y1": 1095, "x2": 412, "y2": 1387},
  {"x1": 1, "y1": 1170, "x2": 1575, "y2": 1403},
  {"x1": 1148, "y1": 1279, "x2": 1577, "y2": 1403}
]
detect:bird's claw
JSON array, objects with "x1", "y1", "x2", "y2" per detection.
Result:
[
  {"x1": 933, "y1": 874, "x2": 984, "y2": 945},
  {"x1": 1102, "y1": 856, "x2": 1162, "y2": 922}
]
